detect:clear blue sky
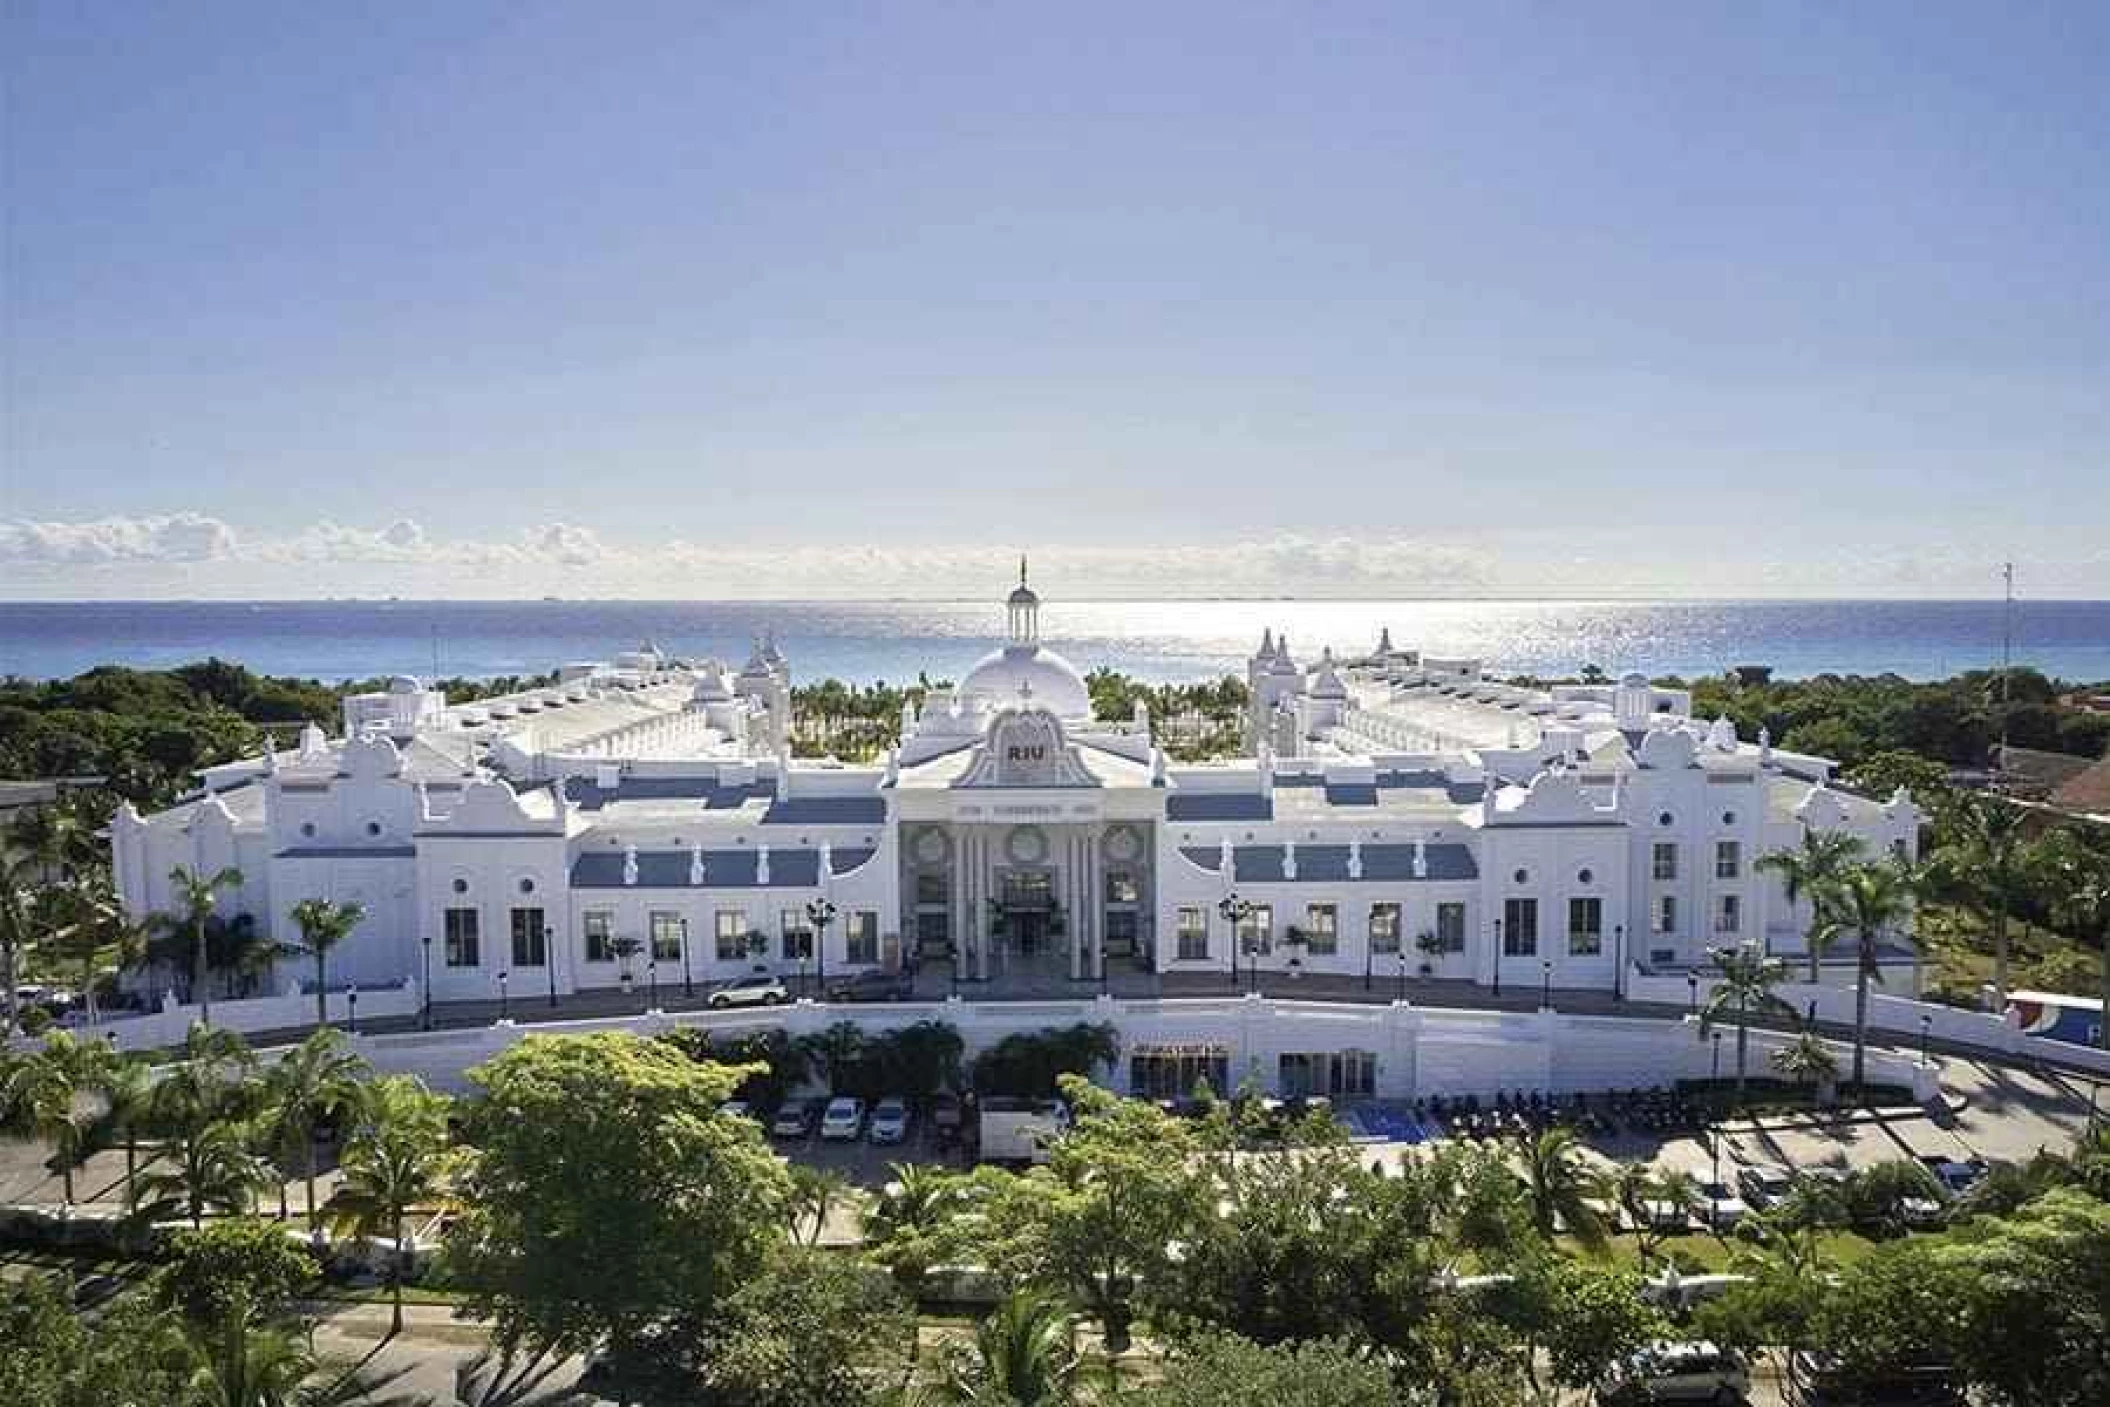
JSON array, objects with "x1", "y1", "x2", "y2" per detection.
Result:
[{"x1": 4, "y1": 2, "x2": 2107, "y2": 599}]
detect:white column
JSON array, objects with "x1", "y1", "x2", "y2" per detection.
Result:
[
  {"x1": 1087, "y1": 825, "x2": 1105, "y2": 981},
  {"x1": 1067, "y1": 831, "x2": 1084, "y2": 981}
]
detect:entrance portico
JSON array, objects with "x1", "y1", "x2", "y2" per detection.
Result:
[{"x1": 945, "y1": 821, "x2": 1109, "y2": 983}]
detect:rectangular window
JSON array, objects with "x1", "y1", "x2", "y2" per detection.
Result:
[
  {"x1": 1302, "y1": 904, "x2": 1338, "y2": 956},
  {"x1": 845, "y1": 910, "x2": 879, "y2": 965},
  {"x1": 1652, "y1": 843, "x2": 1679, "y2": 881},
  {"x1": 715, "y1": 910, "x2": 749, "y2": 961},
  {"x1": 1502, "y1": 897, "x2": 1539, "y2": 957},
  {"x1": 1176, "y1": 906, "x2": 1210, "y2": 960},
  {"x1": 1654, "y1": 894, "x2": 1678, "y2": 935},
  {"x1": 649, "y1": 910, "x2": 684, "y2": 963},
  {"x1": 1107, "y1": 871, "x2": 1140, "y2": 904},
  {"x1": 915, "y1": 871, "x2": 948, "y2": 906},
  {"x1": 443, "y1": 907, "x2": 480, "y2": 968},
  {"x1": 1436, "y1": 902, "x2": 1467, "y2": 953},
  {"x1": 1280, "y1": 1050, "x2": 1376, "y2": 1099},
  {"x1": 1368, "y1": 902, "x2": 1402, "y2": 955},
  {"x1": 582, "y1": 910, "x2": 615, "y2": 963},
  {"x1": 781, "y1": 908, "x2": 813, "y2": 961},
  {"x1": 1567, "y1": 897, "x2": 1603, "y2": 957},
  {"x1": 509, "y1": 907, "x2": 546, "y2": 967},
  {"x1": 1715, "y1": 841, "x2": 1741, "y2": 879},
  {"x1": 1237, "y1": 903, "x2": 1273, "y2": 955},
  {"x1": 1715, "y1": 893, "x2": 1742, "y2": 934}
]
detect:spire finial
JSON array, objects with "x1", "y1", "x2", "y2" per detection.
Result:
[{"x1": 1019, "y1": 553, "x2": 1028, "y2": 589}]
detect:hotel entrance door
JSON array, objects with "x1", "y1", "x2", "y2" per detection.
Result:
[{"x1": 1000, "y1": 870, "x2": 1057, "y2": 965}]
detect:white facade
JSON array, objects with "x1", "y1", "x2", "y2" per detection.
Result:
[{"x1": 112, "y1": 575, "x2": 1923, "y2": 1006}]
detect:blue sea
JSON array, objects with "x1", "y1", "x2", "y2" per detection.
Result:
[{"x1": 2, "y1": 599, "x2": 2107, "y2": 686}]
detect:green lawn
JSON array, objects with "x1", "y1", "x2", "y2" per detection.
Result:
[
  {"x1": 1570, "y1": 1228, "x2": 1879, "y2": 1272},
  {"x1": 1917, "y1": 901, "x2": 2104, "y2": 1006}
]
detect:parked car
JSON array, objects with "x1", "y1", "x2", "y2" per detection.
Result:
[
  {"x1": 1599, "y1": 1341, "x2": 1749, "y2": 1404},
  {"x1": 1785, "y1": 1351, "x2": 1965, "y2": 1405},
  {"x1": 820, "y1": 1096, "x2": 866, "y2": 1141},
  {"x1": 1918, "y1": 1156, "x2": 1986, "y2": 1196},
  {"x1": 1695, "y1": 1181, "x2": 1751, "y2": 1230},
  {"x1": 717, "y1": 1099, "x2": 754, "y2": 1123},
  {"x1": 869, "y1": 1097, "x2": 912, "y2": 1145},
  {"x1": 708, "y1": 974, "x2": 789, "y2": 1008},
  {"x1": 1735, "y1": 1163, "x2": 1795, "y2": 1210},
  {"x1": 771, "y1": 1099, "x2": 818, "y2": 1139},
  {"x1": 826, "y1": 969, "x2": 912, "y2": 1003}
]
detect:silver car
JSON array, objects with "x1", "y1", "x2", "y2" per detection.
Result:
[{"x1": 708, "y1": 974, "x2": 790, "y2": 1008}]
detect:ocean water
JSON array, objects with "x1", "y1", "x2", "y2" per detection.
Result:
[{"x1": 2, "y1": 598, "x2": 2107, "y2": 686}]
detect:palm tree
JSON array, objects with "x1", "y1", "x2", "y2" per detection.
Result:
[
  {"x1": 261, "y1": 1029, "x2": 371, "y2": 1237},
  {"x1": 1, "y1": 1031, "x2": 116, "y2": 1205},
  {"x1": 134, "y1": 1118, "x2": 272, "y2": 1229},
  {"x1": 1699, "y1": 942, "x2": 1797, "y2": 1109},
  {"x1": 1517, "y1": 1125, "x2": 1606, "y2": 1246},
  {"x1": 178, "y1": 1315, "x2": 417, "y2": 1407},
  {"x1": 785, "y1": 1164, "x2": 850, "y2": 1247},
  {"x1": 1931, "y1": 791, "x2": 2031, "y2": 1004},
  {"x1": 287, "y1": 899, "x2": 368, "y2": 1030},
  {"x1": 325, "y1": 1075, "x2": 453, "y2": 1335},
  {"x1": 166, "y1": 864, "x2": 245, "y2": 1023},
  {"x1": 1769, "y1": 1029, "x2": 1840, "y2": 1102},
  {"x1": 2038, "y1": 827, "x2": 2110, "y2": 1053},
  {"x1": 1757, "y1": 828, "x2": 1866, "y2": 983},
  {"x1": 1608, "y1": 1161, "x2": 1676, "y2": 1264},
  {"x1": 93, "y1": 1051, "x2": 159, "y2": 1211},
  {"x1": 45, "y1": 879, "x2": 149, "y2": 1028},
  {"x1": 929, "y1": 1289, "x2": 1092, "y2": 1406},
  {"x1": 1813, "y1": 859, "x2": 1919, "y2": 1098}
]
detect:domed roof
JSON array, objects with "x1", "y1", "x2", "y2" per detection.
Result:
[{"x1": 958, "y1": 643, "x2": 1091, "y2": 720}]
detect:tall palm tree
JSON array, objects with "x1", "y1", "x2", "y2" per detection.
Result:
[
  {"x1": 929, "y1": 1289, "x2": 1092, "y2": 1406},
  {"x1": 287, "y1": 898, "x2": 367, "y2": 1030},
  {"x1": 2038, "y1": 827, "x2": 2110, "y2": 1053},
  {"x1": 1757, "y1": 828, "x2": 1866, "y2": 983},
  {"x1": 1813, "y1": 860, "x2": 1919, "y2": 1098},
  {"x1": 1932, "y1": 791, "x2": 2032, "y2": 1004},
  {"x1": 133, "y1": 1118, "x2": 271, "y2": 1229},
  {"x1": 785, "y1": 1164, "x2": 850, "y2": 1247},
  {"x1": 326, "y1": 1075, "x2": 453, "y2": 1335},
  {"x1": 93, "y1": 1051, "x2": 159, "y2": 1212},
  {"x1": 1516, "y1": 1125, "x2": 1606, "y2": 1246},
  {"x1": 167, "y1": 864, "x2": 245, "y2": 1023},
  {"x1": 45, "y1": 878, "x2": 149, "y2": 1028},
  {"x1": 1699, "y1": 942, "x2": 1797, "y2": 1109},
  {"x1": 261, "y1": 1028, "x2": 371, "y2": 1237},
  {"x1": 1, "y1": 1031, "x2": 116, "y2": 1206},
  {"x1": 0, "y1": 858, "x2": 42, "y2": 1038}
]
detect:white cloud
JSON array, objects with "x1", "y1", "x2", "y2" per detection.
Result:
[
  {"x1": 1, "y1": 514, "x2": 2100, "y2": 599},
  {"x1": 0, "y1": 513, "x2": 239, "y2": 564}
]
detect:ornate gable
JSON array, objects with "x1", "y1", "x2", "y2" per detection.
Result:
[{"x1": 955, "y1": 706, "x2": 1101, "y2": 789}]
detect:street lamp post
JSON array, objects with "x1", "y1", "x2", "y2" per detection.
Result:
[
  {"x1": 681, "y1": 919, "x2": 694, "y2": 1000},
  {"x1": 497, "y1": 969, "x2": 510, "y2": 1024},
  {"x1": 346, "y1": 984, "x2": 359, "y2": 1037},
  {"x1": 1217, "y1": 893, "x2": 1253, "y2": 996},
  {"x1": 806, "y1": 897, "x2": 838, "y2": 999},
  {"x1": 1709, "y1": 1029, "x2": 1725, "y2": 1230},
  {"x1": 1491, "y1": 919, "x2": 1503, "y2": 999},
  {"x1": 1688, "y1": 972, "x2": 1699, "y2": 1016},
  {"x1": 1612, "y1": 923, "x2": 1626, "y2": 1001},
  {"x1": 420, "y1": 934, "x2": 432, "y2": 1030},
  {"x1": 1397, "y1": 945, "x2": 1410, "y2": 1003},
  {"x1": 1541, "y1": 959, "x2": 1553, "y2": 1011},
  {"x1": 545, "y1": 933, "x2": 557, "y2": 1009},
  {"x1": 1919, "y1": 1013, "x2": 1933, "y2": 1067},
  {"x1": 647, "y1": 959, "x2": 659, "y2": 1011}
]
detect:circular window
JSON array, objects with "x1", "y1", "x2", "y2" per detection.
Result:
[
  {"x1": 1513, "y1": 867, "x2": 1529, "y2": 885},
  {"x1": 300, "y1": 822, "x2": 316, "y2": 838},
  {"x1": 1006, "y1": 826, "x2": 1048, "y2": 866},
  {"x1": 914, "y1": 829, "x2": 947, "y2": 865},
  {"x1": 1105, "y1": 827, "x2": 1141, "y2": 863},
  {"x1": 1578, "y1": 868, "x2": 1594, "y2": 885},
  {"x1": 518, "y1": 877, "x2": 535, "y2": 895},
  {"x1": 1721, "y1": 811, "x2": 1737, "y2": 827},
  {"x1": 365, "y1": 821, "x2": 383, "y2": 837},
  {"x1": 451, "y1": 878, "x2": 468, "y2": 894},
  {"x1": 1658, "y1": 811, "x2": 1675, "y2": 827}
]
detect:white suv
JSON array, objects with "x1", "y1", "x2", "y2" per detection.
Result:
[
  {"x1": 819, "y1": 1096, "x2": 866, "y2": 1141},
  {"x1": 1600, "y1": 1341, "x2": 1748, "y2": 1404}
]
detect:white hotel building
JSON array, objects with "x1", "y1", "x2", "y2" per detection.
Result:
[{"x1": 110, "y1": 574, "x2": 1922, "y2": 1013}]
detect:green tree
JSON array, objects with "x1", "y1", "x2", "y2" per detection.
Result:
[
  {"x1": 286, "y1": 898, "x2": 366, "y2": 1030},
  {"x1": 1805, "y1": 1238, "x2": 1968, "y2": 1397},
  {"x1": 261, "y1": 1029, "x2": 370, "y2": 1234},
  {"x1": 165, "y1": 864, "x2": 245, "y2": 1021},
  {"x1": 92, "y1": 1050, "x2": 159, "y2": 1211},
  {"x1": 1698, "y1": 942, "x2": 1797, "y2": 1109},
  {"x1": 927, "y1": 1289, "x2": 1094, "y2": 1407},
  {"x1": 1489, "y1": 1256, "x2": 1668, "y2": 1405},
  {"x1": 1930, "y1": 792, "x2": 2031, "y2": 1004},
  {"x1": 325, "y1": 1075, "x2": 452, "y2": 1335},
  {"x1": 683, "y1": 1244, "x2": 917, "y2": 1406},
  {"x1": 1, "y1": 1031, "x2": 116, "y2": 1205},
  {"x1": 784, "y1": 1164, "x2": 850, "y2": 1248},
  {"x1": 2037, "y1": 827, "x2": 2110, "y2": 1051},
  {"x1": 0, "y1": 1274, "x2": 194, "y2": 1407},
  {"x1": 1940, "y1": 1187, "x2": 2110, "y2": 1407},
  {"x1": 1516, "y1": 1125, "x2": 1606, "y2": 1247},
  {"x1": 1126, "y1": 1330, "x2": 1396, "y2": 1407},
  {"x1": 135, "y1": 1119, "x2": 272, "y2": 1230},
  {"x1": 1768, "y1": 1029, "x2": 1839, "y2": 1099},
  {"x1": 1757, "y1": 829, "x2": 1865, "y2": 984},
  {"x1": 988, "y1": 1075, "x2": 1207, "y2": 1351},
  {"x1": 1813, "y1": 859, "x2": 1919, "y2": 1096},
  {"x1": 864, "y1": 1162, "x2": 1011, "y2": 1291},
  {"x1": 447, "y1": 1033, "x2": 791, "y2": 1382},
  {"x1": 160, "y1": 1217, "x2": 313, "y2": 1331}
]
